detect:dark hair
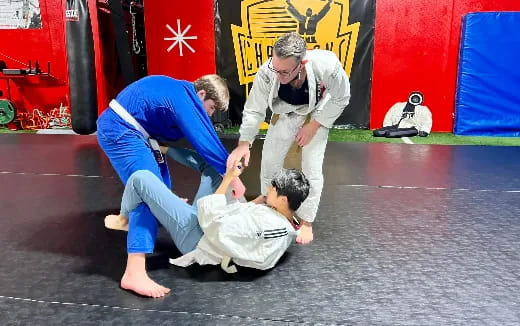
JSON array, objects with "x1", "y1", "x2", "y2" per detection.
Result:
[{"x1": 271, "y1": 168, "x2": 310, "y2": 211}]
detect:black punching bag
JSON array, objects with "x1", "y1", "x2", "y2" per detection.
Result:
[{"x1": 66, "y1": 0, "x2": 98, "y2": 134}]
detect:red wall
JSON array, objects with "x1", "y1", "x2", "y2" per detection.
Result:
[
  {"x1": 0, "y1": 0, "x2": 69, "y2": 114},
  {"x1": 144, "y1": 0, "x2": 216, "y2": 81},
  {"x1": 0, "y1": 0, "x2": 108, "y2": 120},
  {"x1": 371, "y1": 0, "x2": 520, "y2": 132},
  {"x1": 2, "y1": 1, "x2": 518, "y2": 132}
]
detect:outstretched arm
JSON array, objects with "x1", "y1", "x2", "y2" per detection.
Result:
[
  {"x1": 215, "y1": 162, "x2": 243, "y2": 195},
  {"x1": 174, "y1": 89, "x2": 229, "y2": 175},
  {"x1": 197, "y1": 161, "x2": 244, "y2": 229},
  {"x1": 229, "y1": 66, "x2": 271, "y2": 170},
  {"x1": 286, "y1": 0, "x2": 304, "y2": 20},
  {"x1": 315, "y1": 0, "x2": 332, "y2": 19}
]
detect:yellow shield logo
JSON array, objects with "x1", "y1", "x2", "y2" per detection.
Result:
[{"x1": 231, "y1": 0, "x2": 360, "y2": 86}]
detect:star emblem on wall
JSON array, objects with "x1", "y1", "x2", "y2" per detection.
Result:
[{"x1": 164, "y1": 19, "x2": 197, "y2": 56}]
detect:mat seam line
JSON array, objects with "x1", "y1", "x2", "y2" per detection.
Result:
[{"x1": 0, "y1": 295, "x2": 321, "y2": 325}]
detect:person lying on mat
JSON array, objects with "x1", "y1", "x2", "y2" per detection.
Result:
[
  {"x1": 111, "y1": 163, "x2": 309, "y2": 298},
  {"x1": 97, "y1": 74, "x2": 246, "y2": 299}
]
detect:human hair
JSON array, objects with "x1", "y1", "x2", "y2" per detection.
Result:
[
  {"x1": 271, "y1": 168, "x2": 310, "y2": 212},
  {"x1": 193, "y1": 74, "x2": 229, "y2": 112},
  {"x1": 273, "y1": 32, "x2": 307, "y2": 62}
]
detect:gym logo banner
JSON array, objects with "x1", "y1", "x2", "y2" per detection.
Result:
[
  {"x1": 231, "y1": 0, "x2": 360, "y2": 85},
  {"x1": 216, "y1": 0, "x2": 375, "y2": 127}
]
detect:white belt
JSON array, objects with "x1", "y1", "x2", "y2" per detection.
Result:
[
  {"x1": 109, "y1": 99, "x2": 164, "y2": 163},
  {"x1": 220, "y1": 256, "x2": 237, "y2": 273}
]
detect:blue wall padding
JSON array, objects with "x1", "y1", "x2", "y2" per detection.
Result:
[{"x1": 454, "y1": 12, "x2": 520, "y2": 136}]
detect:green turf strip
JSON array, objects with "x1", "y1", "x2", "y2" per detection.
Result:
[
  {"x1": 223, "y1": 127, "x2": 520, "y2": 146},
  {"x1": 2, "y1": 126, "x2": 518, "y2": 146}
]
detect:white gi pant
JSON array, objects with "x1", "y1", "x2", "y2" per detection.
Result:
[{"x1": 260, "y1": 112, "x2": 329, "y2": 223}]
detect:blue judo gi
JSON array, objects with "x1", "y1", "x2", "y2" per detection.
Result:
[{"x1": 97, "y1": 75, "x2": 228, "y2": 253}]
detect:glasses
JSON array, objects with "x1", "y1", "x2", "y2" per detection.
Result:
[{"x1": 267, "y1": 58, "x2": 300, "y2": 77}]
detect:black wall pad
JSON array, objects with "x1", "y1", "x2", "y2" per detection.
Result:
[
  {"x1": 66, "y1": 0, "x2": 98, "y2": 135},
  {"x1": 107, "y1": 0, "x2": 136, "y2": 86}
]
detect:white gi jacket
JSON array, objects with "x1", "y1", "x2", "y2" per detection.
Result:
[
  {"x1": 236, "y1": 50, "x2": 350, "y2": 223},
  {"x1": 169, "y1": 194, "x2": 298, "y2": 271},
  {"x1": 239, "y1": 49, "x2": 351, "y2": 145},
  {"x1": 383, "y1": 102, "x2": 433, "y2": 133}
]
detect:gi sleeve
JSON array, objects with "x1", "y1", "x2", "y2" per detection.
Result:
[
  {"x1": 174, "y1": 90, "x2": 228, "y2": 175},
  {"x1": 239, "y1": 66, "x2": 272, "y2": 145},
  {"x1": 313, "y1": 59, "x2": 351, "y2": 128}
]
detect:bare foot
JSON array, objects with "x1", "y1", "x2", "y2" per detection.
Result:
[
  {"x1": 121, "y1": 271, "x2": 171, "y2": 298},
  {"x1": 120, "y1": 254, "x2": 170, "y2": 298},
  {"x1": 105, "y1": 214, "x2": 128, "y2": 231},
  {"x1": 296, "y1": 223, "x2": 314, "y2": 244}
]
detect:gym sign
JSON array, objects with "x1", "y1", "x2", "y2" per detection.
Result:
[{"x1": 231, "y1": 0, "x2": 360, "y2": 86}]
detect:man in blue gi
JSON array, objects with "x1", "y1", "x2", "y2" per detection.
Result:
[{"x1": 97, "y1": 74, "x2": 245, "y2": 297}]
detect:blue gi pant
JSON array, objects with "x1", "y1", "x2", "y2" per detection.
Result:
[
  {"x1": 97, "y1": 110, "x2": 221, "y2": 253},
  {"x1": 121, "y1": 170, "x2": 205, "y2": 254}
]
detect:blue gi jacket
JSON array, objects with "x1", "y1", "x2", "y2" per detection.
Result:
[{"x1": 100, "y1": 75, "x2": 228, "y2": 175}]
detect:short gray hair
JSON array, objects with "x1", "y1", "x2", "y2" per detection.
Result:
[{"x1": 273, "y1": 32, "x2": 307, "y2": 62}]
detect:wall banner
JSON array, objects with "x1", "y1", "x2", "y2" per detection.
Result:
[
  {"x1": 215, "y1": 0, "x2": 375, "y2": 127},
  {"x1": 144, "y1": 0, "x2": 216, "y2": 82},
  {"x1": 0, "y1": 0, "x2": 42, "y2": 29}
]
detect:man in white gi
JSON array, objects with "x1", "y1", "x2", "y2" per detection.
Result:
[
  {"x1": 114, "y1": 163, "x2": 310, "y2": 297},
  {"x1": 227, "y1": 32, "x2": 351, "y2": 244}
]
